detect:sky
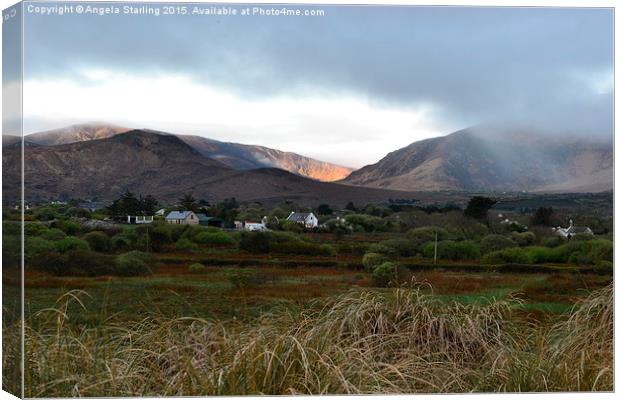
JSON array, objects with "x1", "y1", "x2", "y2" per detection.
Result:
[{"x1": 4, "y1": 2, "x2": 614, "y2": 167}]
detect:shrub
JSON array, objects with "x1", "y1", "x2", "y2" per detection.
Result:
[
  {"x1": 111, "y1": 235, "x2": 132, "y2": 252},
  {"x1": 423, "y1": 240, "x2": 480, "y2": 261},
  {"x1": 543, "y1": 236, "x2": 566, "y2": 248},
  {"x1": 570, "y1": 233, "x2": 595, "y2": 242},
  {"x1": 2, "y1": 221, "x2": 20, "y2": 235},
  {"x1": 378, "y1": 238, "x2": 417, "y2": 257},
  {"x1": 176, "y1": 238, "x2": 199, "y2": 252},
  {"x1": 115, "y1": 251, "x2": 154, "y2": 276},
  {"x1": 148, "y1": 224, "x2": 174, "y2": 251},
  {"x1": 40, "y1": 228, "x2": 67, "y2": 241},
  {"x1": 54, "y1": 220, "x2": 82, "y2": 236},
  {"x1": 367, "y1": 243, "x2": 398, "y2": 258},
  {"x1": 372, "y1": 262, "x2": 398, "y2": 287},
  {"x1": 406, "y1": 227, "x2": 449, "y2": 252},
  {"x1": 482, "y1": 247, "x2": 532, "y2": 265},
  {"x1": 55, "y1": 237, "x2": 90, "y2": 253},
  {"x1": 194, "y1": 231, "x2": 235, "y2": 245},
  {"x1": 37, "y1": 250, "x2": 115, "y2": 276},
  {"x1": 593, "y1": 261, "x2": 613, "y2": 275},
  {"x1": 25, "y1": 237, "x2": 57, "y2": 259},
  {"x1": 362, "y1": 252, "x2": 388, "y2": 271},
  {"x1": 238, "y1": 232, "x2": 271, "y2": 254},
  {"x1": 24, "y1": 223, "x2": 48, "y2": 236},
  {"x1": 188, "y1": 263, "x2": 207, "y2": 273},
  {"x1": 511, "y1": 232, "x2": 536, "y2": 247},
  {"x1": 226, "y1": 269, "x2": 258, "y2": 289},
  {"x1": 280, "y1": 220, "x2": 305, "y2": 233},
  {"x1": 344, "y1": 214, "x2": 386, "y2": 232},
  {"x1": 480, "y1": 235, "x2": 517, "y2": 254},
  {"x1": 83, "y1": 231, "x2": 111, "y2": 252}
]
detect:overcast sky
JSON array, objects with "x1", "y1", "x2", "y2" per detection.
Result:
[{"x1": 8, "y1": 3, "x2": 614, "y2": 167}]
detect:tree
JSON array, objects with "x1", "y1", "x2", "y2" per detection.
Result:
[
  {"x1": 463, "y1": 196, "x2": 496, "y2": 220},
  {"x1": 140, "y1": 195, "x2": 159, "y2": 216},
  {"x1": 179, "y1": 193, "x2": 198, "y2": 212},
  {"x1": 345, "y1": 201, "x2": 357, "y2": 212},
  {"x1": 317, "y1": 204, "x2": 333, "y2": 215},
  {"x1": 119, "y1": 190, "x2": 140, "y2": 215},
  {"x1": 531, "y1": 206, "x2": 554, "y2": 226}
]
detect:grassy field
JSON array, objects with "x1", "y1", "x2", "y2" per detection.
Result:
[{"x1": 2, "y1": 220, "x2": 613, "y2": 396}]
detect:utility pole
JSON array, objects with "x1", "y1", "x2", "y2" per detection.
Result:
[{"x1": 433, "y1": 231, "x2": 438, "y2": 265}]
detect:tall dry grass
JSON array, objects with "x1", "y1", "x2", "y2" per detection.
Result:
[{"x1": 4, "y1": 283, "x2": 613, "y2": 396}]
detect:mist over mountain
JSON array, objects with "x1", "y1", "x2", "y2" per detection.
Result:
[
  {"x1": 342, "y1": 127, "x2": 612, "y2": 193},
  {"x1": 2, "y1": 129, "x2": 416, "y2": 206},
  {"x1": 20, "y1": 124, "x2": 353, "y2": 182}
]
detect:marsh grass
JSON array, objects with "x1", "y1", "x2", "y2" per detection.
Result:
[{"x1": 6, "y1": 283, "x2": 613, "y2": 396}]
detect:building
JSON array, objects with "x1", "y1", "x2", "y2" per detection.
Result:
[
  {"x1": 286, "y1": 211, "x2": 319, "y2": 228},
  {"x1": 126, "y1": 215, "x2": 154, "y2": 224},
  {"x1": 244, "y1": 222, "x2": 267, "y2": 231},
  {"x1": 155, "y1": 208, "x2": 166, "y2": 216},
  {"x1": 78, "y1": 201, "x2": 106, "y2": 212},
  {"x1": 554, "y1": 220, "x2": 593, "y2": 239},
  {"x1": 196, "y1": 213, "x2": 224, "y2": 228},
  {"x1": 165, "y1": 211, "x2": 199, "y2": 225}
]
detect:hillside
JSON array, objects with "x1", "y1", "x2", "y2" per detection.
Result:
[
  {"x1": 2, "y1": 130, "x2": 416, "y2": 206},
  {"x1": 342, "y1": 128, "x2": 612, "y2": 193},
  {"x1": 20, "y1": 123, "x2": 353, "y2": 182}
]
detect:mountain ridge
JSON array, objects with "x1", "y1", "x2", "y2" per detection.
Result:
[{"x1": 18, "y1": 123, "x2": 354, "y2": 182}]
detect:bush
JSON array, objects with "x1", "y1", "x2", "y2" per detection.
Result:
[
  {"x1": 111, "y1": 235, "x2": 132, "y2": 252},
  {"x1": 25, "y1": 237, "x2": 57, "y2": 260},
  {"x1": 482, "y1": 247, "x2": 532, "y2": 265},
  {"x1": 406, "y1": 227, "x2": 449, "y2": 252},
  {"x1": 40, "y1": 228, "x2": 67, "y2": 241},
  {"x1": 480, "y1": 235, "x2": 517, "y2": 254},
  {"x1": 593, "y1": 261, "x2": 613, "y2": 275},
  {"x1": 543, "y1": 236, "x2": 566, "y2": 248},
  {"x1": 115, "y1": 251, "x2": 154, "y2": 276},
  {"x1": 226, "y1": 269, "x2": 258, "y2": 289},
  {"x1": 24, "y1": 223, "x2": 48, "y2": 236},
  {"x1": 37, "y1": 250, "x2": 115, "y2": 276},
  {"x1": 194, "y1": 231, "x2": 235, "y2": 245},
  {"x1": 377, "y1": 238, "x2": 417, "y2": 257},
  {"x1": 238, "y1": 232, "x2": 271, "y2": 254},
  {"x1": 423, "y1": 240, "x2": 480, "y2": 261},
  {"x1": 362, "y1": 252, "x2": 388, "y2": 271},
  {"x1": 176, "y1": 238, "x2": 198, "y2": 252},
  {"x1": 148, "y1": 224, "x2": 174, "y2": 251},
  {"x1": 55, "y1": 237, "x2": 90, "y2": 253},
  {"x1": 188, "y1": 263, "x2": 207, "y2": 273},
  {"x1": 511, "y1": 232, "x2": 536, "y2": 247},
  {"x1": 372, "y1": 262, "x2": 398, "y2": 287},
  {"x1": 367, "y1": 243, "x2": 398, "y2": 258},
  {"x1": 83, "y1": 231, "x2": 111, "y2": 252},
  {"x1": 344, "y1": 214, "x2": 386, "y2": 232},
  {"x1": 54, "y1": 220, "x2": 82, "y2": 236}
]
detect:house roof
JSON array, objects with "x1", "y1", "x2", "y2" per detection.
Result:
[
  {"x1": 166, "y1": 211, "x2": 193, "y2": 220},
  {"x1": 567, "y1": 226, "x2": 592, "y2": 234},
  {"x1": 287, "y1": 212, "x2": 313, "y2": 222},
  {"x1": 196, "y1": 213, "x2": 223, "y2": 222}
]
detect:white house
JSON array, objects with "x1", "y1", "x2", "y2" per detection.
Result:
[
  {"x1": 127, "y1": 215, "x2": 154, "y2": 224},
  {"x1": 155, "y1": 208, "x2": 166, "y2": 216},
  {"x1": 244, "y1": 221, "x2": 267, "y2": 231},
  {"x1": 554, "y1": 219, "x2": 593, "y2": 239},
  {"x1": 286, "y1": 212, "x2": 319, "y2": 228},
  {"x1": 165, "y1": 211, "x2": 199, "y2": 225}
]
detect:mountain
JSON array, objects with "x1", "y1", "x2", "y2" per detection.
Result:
[
  {"x1": 2, "y1": 130, "x2": 416, "y2": 206},
  {"x1": 20, "y1": 123, "x2": 353, "y2": 182},
  {"x1": 342, "y1": 128, "x2": 613, "y2": 193},
  {"x1": 177, "y1": 134, "x2": 353, "y2": 182}
]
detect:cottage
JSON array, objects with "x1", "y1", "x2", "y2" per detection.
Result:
[
  {"x1": 554, "y1": 220, "x2": 593, "y2": 239},
  {"x1": 286, "y1": 212, "x2": 319, "y2": 228},
  {"x1": 165, "y1": 211, "x2": 199, "y2": 225},
  {"x1": 155, "y1": 208, "x2": 166, "y2": 216},
  {"x1": 126, "y1": 215, "x2": 154, "y2": 224},
  {"x1": 196, "y1": 213, "x2": 224, "y2": 228},
  {"x1": 244, "y1": 221, "x2": 267, "y2": 231}
]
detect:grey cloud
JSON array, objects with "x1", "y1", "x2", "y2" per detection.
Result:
[{"x1": 21, "y1": 3, "x2": 613, "y2": 137}]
